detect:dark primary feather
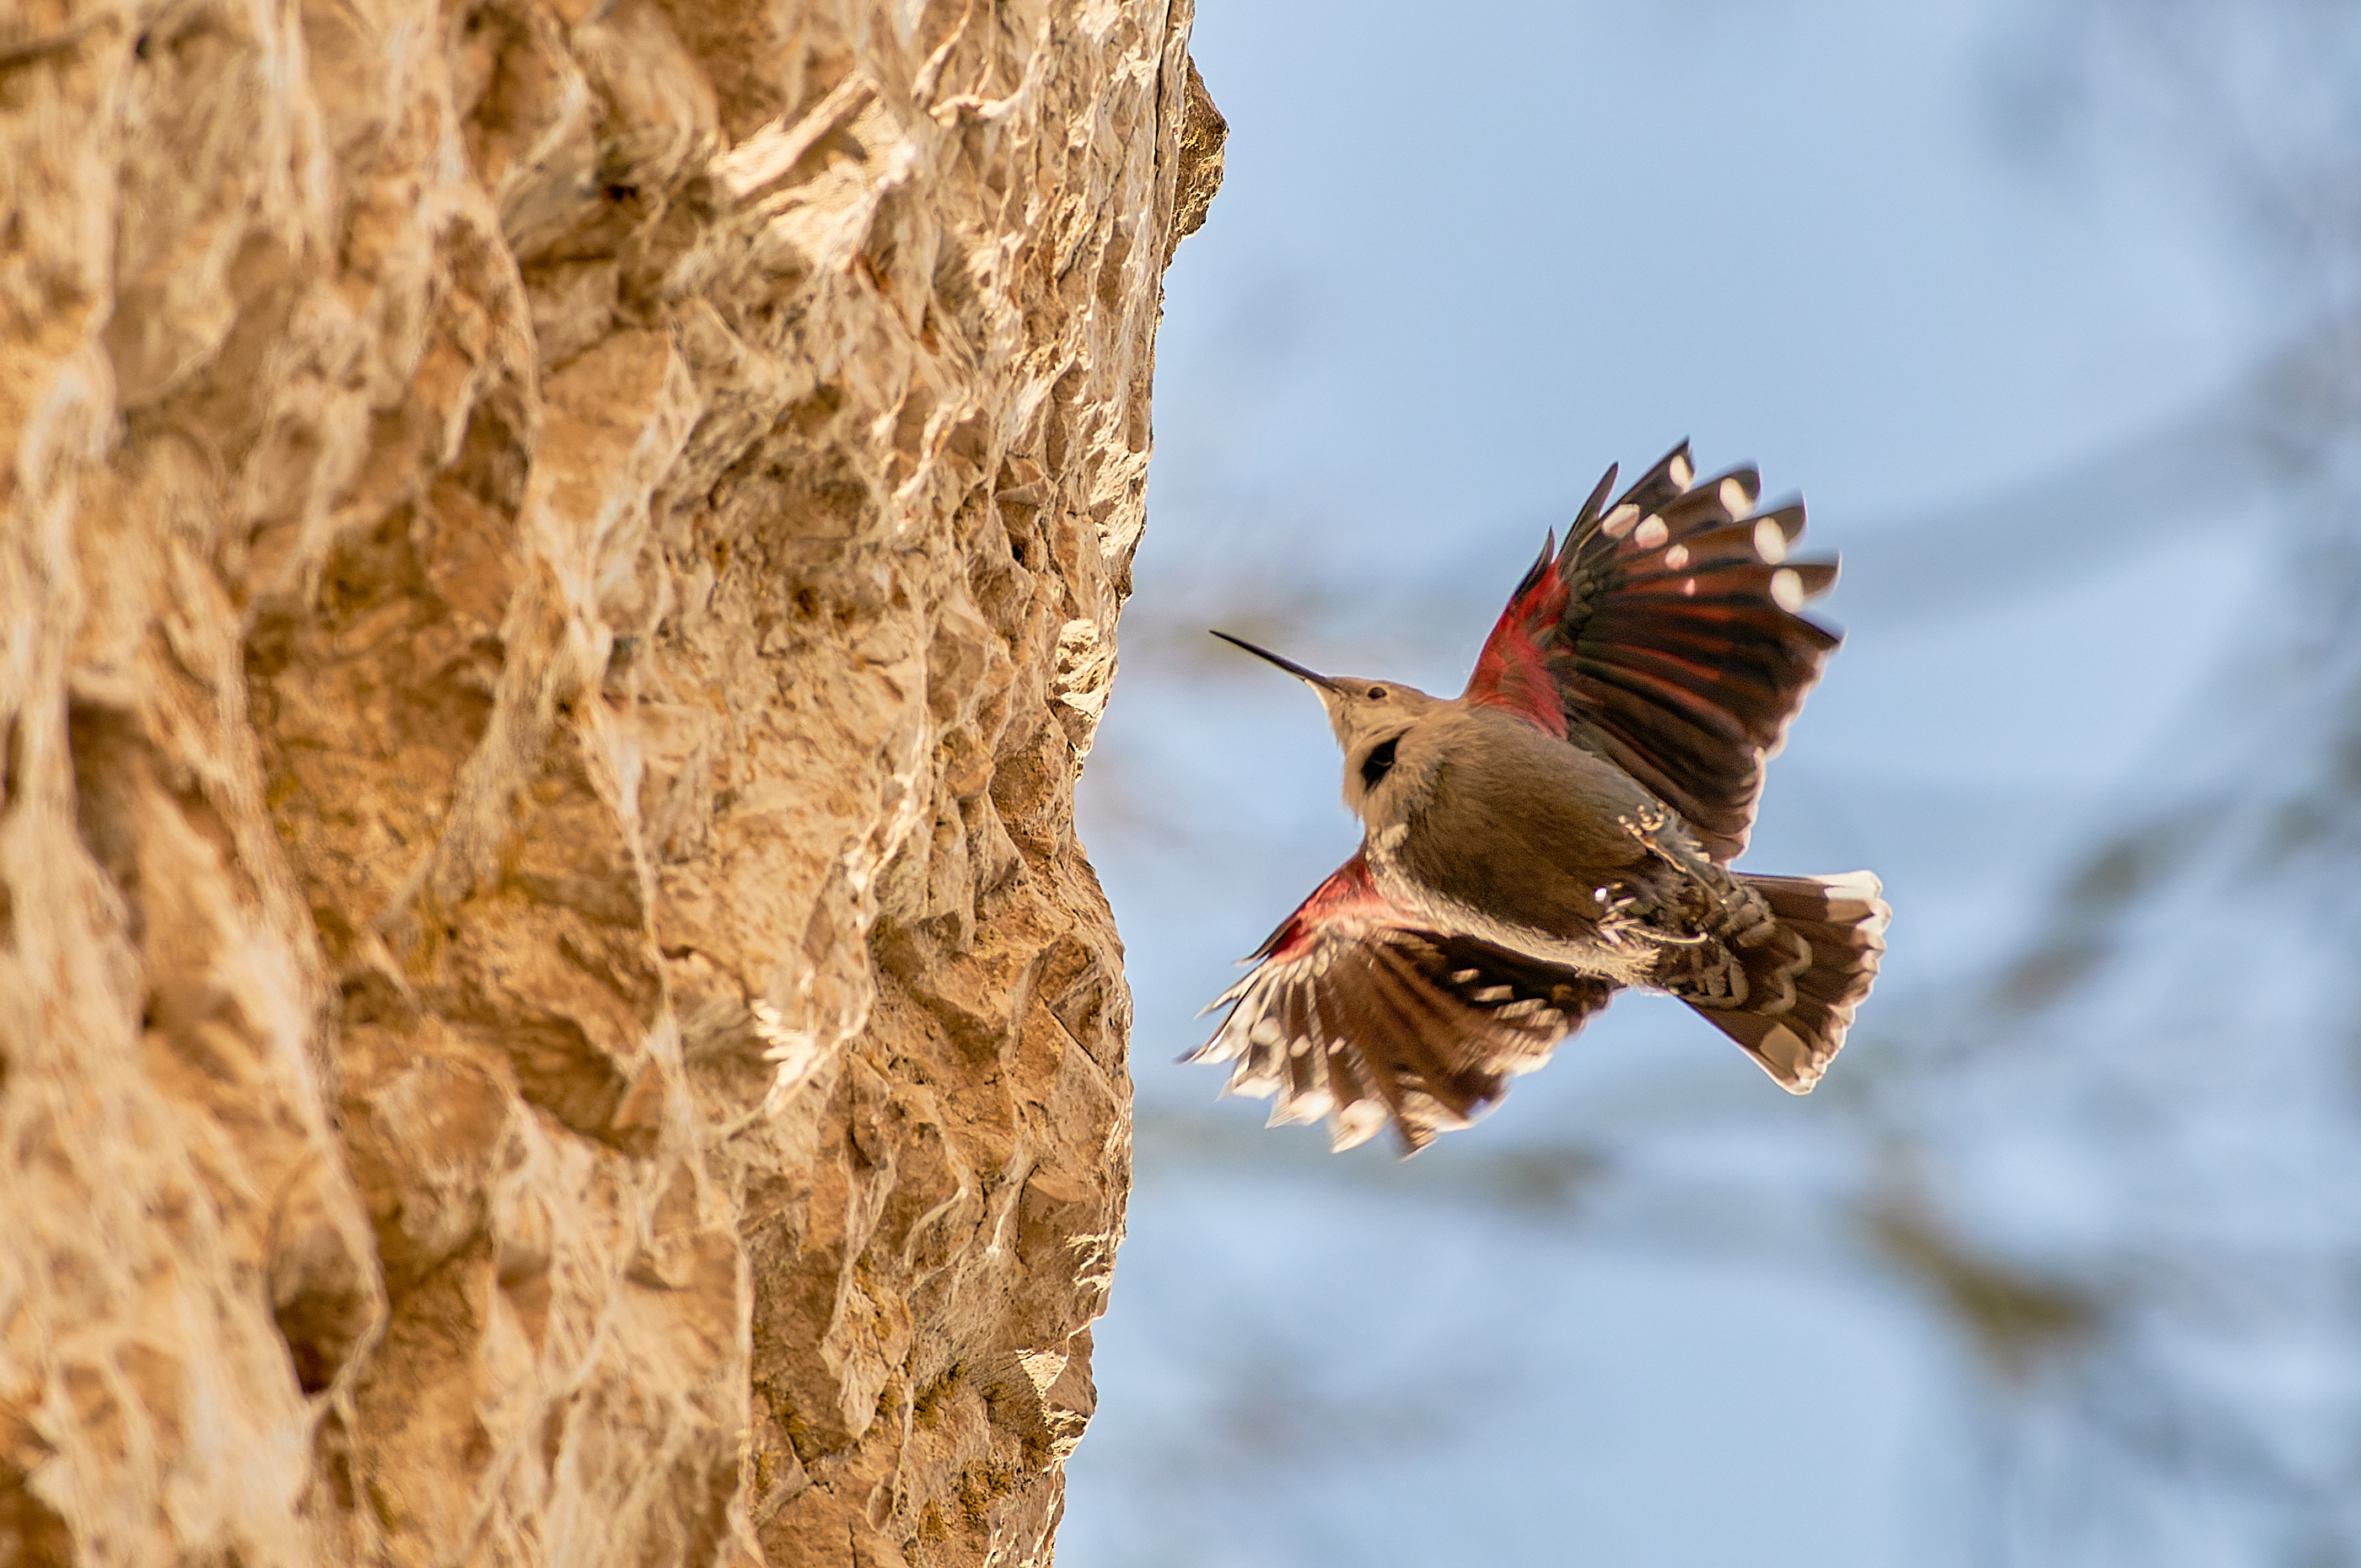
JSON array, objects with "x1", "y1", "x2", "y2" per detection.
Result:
[{"x1": 1463, "y1": 441, "x2": 1842, "y2": 863}]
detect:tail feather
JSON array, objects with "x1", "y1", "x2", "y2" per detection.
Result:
[{"x1": 1693, "y1": 871, "x2": 1889, "y2": 1092}]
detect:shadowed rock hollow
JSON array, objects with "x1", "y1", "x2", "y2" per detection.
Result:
[{"x1": 0, "y1": 0, "x2": 1221, "y2": 1562}]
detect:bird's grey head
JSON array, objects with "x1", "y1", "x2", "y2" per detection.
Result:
[{"x1": 1209, "y1": 631, "x2": 1445, "y2": 818}]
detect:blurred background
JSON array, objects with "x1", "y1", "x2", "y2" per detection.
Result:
[{"x1": 1058, "y1": 0, "x2": 2361, "y2": 1563}]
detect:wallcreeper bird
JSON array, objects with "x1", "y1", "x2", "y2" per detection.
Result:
[{"x1": 1191, "y1": 443, "x2": 1890, "y2": 1155}]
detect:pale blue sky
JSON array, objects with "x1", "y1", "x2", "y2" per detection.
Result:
[{"x1": 1061, "y1": 0, "x2": 2318, "y2": 1561}]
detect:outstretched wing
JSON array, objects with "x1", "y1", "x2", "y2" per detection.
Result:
[
  {"x1": 1463, "y1": 443, "x2": 1841, "y2": 863},
  {"x1": 1187, "y1": 855, "x2": 1618, "y2": 1154}
]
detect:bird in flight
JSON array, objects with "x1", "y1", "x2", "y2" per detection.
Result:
[{"x1": 1191, "y1": 443, "x2": 1889, "y2": 1154}]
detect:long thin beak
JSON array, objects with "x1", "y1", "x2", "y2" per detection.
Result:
[{"x1": 1208, "y1": 630, "x2": 1339, "y2": 691}]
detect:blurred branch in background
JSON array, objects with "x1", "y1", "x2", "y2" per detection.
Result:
[{"x1": 1872, "y1": 3, "x2": 2361, "y2": 1554}]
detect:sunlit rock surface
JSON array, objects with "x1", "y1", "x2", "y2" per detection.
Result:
[{"x1": 0, "y1": 2, "x2": 1220, "y2": 1561}]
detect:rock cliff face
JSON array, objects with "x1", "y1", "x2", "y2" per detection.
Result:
[{"x1": 0, "y1": 1, "x2": 1218, "y2": 1562}]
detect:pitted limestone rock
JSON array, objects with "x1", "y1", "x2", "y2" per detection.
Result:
[{"x1": 0, "y1": 1, "x2": 1222, "y2": 1563}]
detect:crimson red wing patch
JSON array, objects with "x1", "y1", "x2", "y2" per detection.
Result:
[{"x1": 1245, "y1": 851, "x2": 1391, "y2": 962}]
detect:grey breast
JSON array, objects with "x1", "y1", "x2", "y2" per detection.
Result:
[{"x1": 1396, "y1": 708, "x2": 1665, "y2": 937}]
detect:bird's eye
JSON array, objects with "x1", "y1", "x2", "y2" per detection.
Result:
[
  {"x1": 1367, "y1": 685, "x2": 1388, "y2": 701},
  {"x1": 1359, "y1": 736, "x2": 1399, "y2": 789}
]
